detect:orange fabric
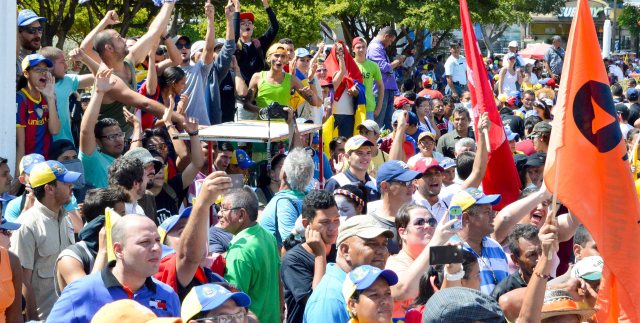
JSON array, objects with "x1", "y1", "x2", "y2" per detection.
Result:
[
  {"x1": 543, "y1": 0, "x2": 640, "y2": 321},
  {"x1": 0, "y1": 247, "x2": 15, "y2": 323}
]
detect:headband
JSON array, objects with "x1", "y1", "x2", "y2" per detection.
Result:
[{"x1": 333, "y1": 189, "x2": 364, "y2": 207}]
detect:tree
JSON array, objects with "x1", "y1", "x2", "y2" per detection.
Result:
[{"x1": 618, "y1": 4, "x2": 640, "y2": 55}]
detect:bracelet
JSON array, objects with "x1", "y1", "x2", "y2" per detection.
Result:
[
  {"x1": 187, "y1": 130, "x2": 199, "y2": 136},
  {"x1": 160, "y1": 34, "x2": 169, "y2": 42},
  {"x1": 533, "y1": 271, "x2": 551, "y2": 280},
  {"x1": 131, "y1": 138, "x2": 142, "y2": 143},
  {"x1": 445, "y1": 269, "x2": 465, "y2": 281}
]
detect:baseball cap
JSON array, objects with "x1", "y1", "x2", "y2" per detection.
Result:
[
  {"x1": 352, "y1": 37, "x2": 366, "y2": 48},
  {"x1": 508, "y1": 40, "x2": 518, "y2": 48},
  {"x1": 570, "y1": 256, "x2": 604, "y2": 281},
  {"x1": 540, "y1": 289, "x2": 596, "y2": 320},
  {"x1": 439, "y1": 157, "x2": 456, "y2": 170},
  {"x1": 29, "y1": 161, "x2": 81, "y2": 188},
  {"x1": 344, "y1": 135, "x2": 374, "y2": 154},
  {"x1": 295, "y1": 48, "x2": 312, "y2": 58},
  {"x1": 545, "y1": 78, "x2": 557, "y2": 88},
  {"x1": 504, "y1": 126, "x2": 519, "y2": 141},
  {"x1": 230, "y1": 149, "x2": 256, "y2": 169},
  {"x1": 190, "y1": 40, "x2": 206, "y2": 58},
  {"x1": 532, "y1": 121, "x2": 552, "y2": 135},
  {"x1": 525, "y1": 152, "x2": 546, "y2": 167},
  {"x1": 21, "y1": 53, "x2": 53, "y2": 72},
  {"x1": 505, "y1": 52, "x2": 516, "y2": 59},
  {"x1": 91, "y1": 299, "x2": 181, "y2": 323},
  {"x1": 342, "y1": 265, "x2": 398, "y2": 301},
  {"x1": 392, "y1": 110, "x2": 419, "y2": 126},
  {"x1": 627, "y1": 87, "x2": 639, "y2": 101},
  {"x1": 124, "y1": 147, "x2": 163, "y2": 173},
  {"x1": 357, "y1": 120, "x2": 380, "y2": 135},
  {"x1": 422, "y1": 75, "x2": 433, "y2": 88},
  {"x1": 450, "y1": 187, "x2": 501, "y2": 212},
  {"x1": 49, "y1": 139, "x2": 77, "y2": 161},
  {"x1": 0, "y1": 216, "x2": 20, "y2": 231},
  {"x1": 376, "y1": 160, "x2": 422, "y2": 189},
  {"x1": 417, "y1": 131, "x2": 436, "y2": 142},
  {"x1": 336, "y1": 215, "x2": 394, "y2": 246},
  {"x1": 19, "y1": 153, "x2": 45, "y2": 175},
  {"x1": 175, "y1": 35, "x2": 191, "y2": 45},
  {"x1": 414, "y1": 158, "x2": 444, "y2": 173},
  {"x1": 239, "y1": 12, "x2": 255, "y2": 22},
  {"x1": 158, "y1": 207, "x2": 192, "y2": 244},
  {"x1": 181, "y1": 284, "x2": 251, "y2": 322},
  {"x1": 18, "y1": 9, "x2": 47, "y2": 27},
  {"x1": 393, "y1": 96, "x2": 414, "y2": 109},
  {"x1": 423, "y1": 287, "x2": 505, "y2": 323}
]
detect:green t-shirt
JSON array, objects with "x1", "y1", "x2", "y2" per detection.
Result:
[
  {"x1": 225, "y1": 224, "x2": 281, "y2": 323},
  {"x1": 356, "y1": 60, "x2": 383, "y2": 112},
  {"x1": 79, "y1": 149, "x2": 116, "y2": 188}
]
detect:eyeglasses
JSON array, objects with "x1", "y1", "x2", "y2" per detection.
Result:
[
  {"x1": 176, "y1": 43, "x2": 191, "y2": 50},
  {"x1": 412, "y1": 217, "x2": 438, "y2": 228},
  {"x1": 100, "y1": 132, "x2": 125, "y2": 141},
  {"x1": 194, "y1": 312, "x2": 246, "y2": 323},
  {"x1": 0, "y1": 229, "x2": 12, "y2": 237},
  {"x1": 388, "y1": 180, "x2": 413, "y2": 187},
  {"x1": 219, "y1": 206, "x2": 242, "y2": 215},
  {"x1": 30, "y1": 67, "x2": 50, "y2": 73},
  {"x1": 21, "y1": 26, "x2": 44, "y2": 34}
]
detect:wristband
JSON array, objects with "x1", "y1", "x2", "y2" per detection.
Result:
[
  {"x1": 445, "y1": 269, "x2": 465, "y2": 281},
  {"x1": 534, "y1": 271, "x2": 551, "y2": 280},
  {"x1": 187, "y1": 130, "x2": 199, "y2": 136}
]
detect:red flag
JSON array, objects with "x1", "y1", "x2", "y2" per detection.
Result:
[
  {"x1": 543, "y1": 0, "x2": 640, "y2": 321},
  {"x1": 459, "y1": 0, "x2": 520, "y2": 209}
]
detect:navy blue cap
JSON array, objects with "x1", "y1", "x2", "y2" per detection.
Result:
[{"x1": 376, "y1": 160, "x2": 422, "y2": 190}]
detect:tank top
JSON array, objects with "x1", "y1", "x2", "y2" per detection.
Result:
[
  {"x1": 501, "y1": 68, "x2": 518, "y2": 94},
  {"x1": 256, "y1": 71, "x2": 291, "y2": 108},
  {"x1": 0, "y1": 247, "x2": 14, "y2": 323},
  {"x1": 100, "y1": 58, "x2": 138, "y2": 136}
]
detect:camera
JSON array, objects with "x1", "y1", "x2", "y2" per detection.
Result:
[{"x1": 259, "y1": 102, "x2": 289, "y2": 120}]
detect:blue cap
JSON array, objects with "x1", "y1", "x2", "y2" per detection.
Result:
[
  {"x1": 0, "y1": 217, "x2": 20, "y2": 231},
  {"x1": 392, "y1": 110, "x2": 419, "y2": 126},
  {"x1": 312, "y1": 132, "x2": 319, "y2": 145},
  {"x1": 504, "y1": 125, "x2": 519, "y2": 141},
  {"x1": 18, "y1": 9, "x2": 47, "y2": 27},
  {"x1": 158, "y1": 207, "x2": 192, "y2": 244},
  {"x1": 231, "y1": 149, "x2": 255, "y2": 169},
  {"x1": 376, "y1": 160, "x2": 422, "y2": 190},
  {"x1": 627, "y1": 87, "x2": 639, "y2": 100},
  {"x1": 295, "y1": 48, "x2": 312, "y2": 58},
  {"x1": 21, "y1": 54, "x2": 53, "y2": 72},
  {"x1": 342, "y1": 265, "x2": 398, "y2": 300},
  {"x1": 439, "y1": 157, "x2": 456, "y2": 170},
  {"x1": 181, "y1": 284, "x2": 251, "y2": 322},
  {"x1": 29, "y1": 161, "x2": 81, "y2": 188},
  {"x1": 19, "y1": 153, "x2": 44, "y2": 174}
]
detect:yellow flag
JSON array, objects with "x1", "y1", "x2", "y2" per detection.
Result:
[{"x1": 105, "y1": 207, "x2": 123, "y2": 262}]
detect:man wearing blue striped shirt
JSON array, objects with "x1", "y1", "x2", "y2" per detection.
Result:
[{"x1": 450, "y1": 187, "x2": 508, "y2": 295}]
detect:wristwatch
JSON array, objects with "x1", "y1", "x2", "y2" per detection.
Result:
[{"x1": 445, "y1": 269, "x2": 465, "y2": 281}]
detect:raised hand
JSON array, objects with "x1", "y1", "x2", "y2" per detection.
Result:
[
  {"x1": 162, "y1": 106, "x2": 174, "y2": 126},
  {"x1": 68, "y1": 48, "x2": 85, "y2": 61},
  {"x1": 122, "y1": 108, "x2": 140, "y2": 126},
  {"x1": 176, "y1": 94, "x2": 189, "y2": 115},
  {"x1": 305, "y1": 226, "x2": 326, "y2": 256},
  {"x1": 39, "y1": 72, "x2": 56, "y2": 98},
  {"x1": 225, "y1": 0, "x2": 235, "y2": 19},
  {"x1": 103, "y1": 10, "x2": 120, "y2": 25},
  {"x1": 198, "y1": 171, "x2": 232, "y2": 206},
  {"x1": 204, "y1": 0, "x2": 215, "y2": 20},
  {"x1": 183, "y1": 116, "x2": 199, "y2": 134},
  {"x1": 428, "y1": 210, "x2": 460, "y2": 246},
  {"x1": 478, "y1": 112, "x2": 491, "y2": 132},
  {"x1": 94, "y1": 68, "x2": 116, "y2": 93}
]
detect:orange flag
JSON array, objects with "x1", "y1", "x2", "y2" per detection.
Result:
[{"x1": 543, "y1": 0, "x2": 640, "y2": 321}]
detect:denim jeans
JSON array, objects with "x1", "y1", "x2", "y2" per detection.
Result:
[{"x1": 375, "y1": 89, "x2": 396, "y2": 130}]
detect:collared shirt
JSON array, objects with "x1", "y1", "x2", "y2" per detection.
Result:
[
  {"x1": 79, "y1": 149, "x2": 116, "y2": 188},
  {"x1": 10, "y1": 200, "x2": 74, "y2": 320},
  {"x1": 450, "y1": 235, "x2": 509, "y2": 295},
  {"x1": 48, "y1": 265, "x2": 180, "y2": 322},
  {"x1": 303, "y1": 263, "x2": 349, "y2": 323},
  {"x1": 324, "y1": 168, "x2": 380, "y2": 202},
  {"x1": 444, "y1": 55, "x2": 467, "y2": 84},
  {"x1": 225, "y1": 224, "x2": 281, "y2": 323},
  {"x1": 544, "y1": 46, "x2": 565, "y2": 76},
  {"x1": 412, "y1": 191, "x2": 450, "y2": 222},
  {"x1": 436, "y1": 127, "x2": 475, "y2": 159},
  {"x1": 491, "y1": 271, "x2": 527, "y2": 301},
  {"x1": 366, "y1": 37, "x2": 399, "y2": 91}
]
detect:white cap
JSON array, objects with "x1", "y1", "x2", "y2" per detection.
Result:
[
  {"x1": 508, "y1": 40, "x2": 518, "y2": 48},
  {"x1": 570, "y1": 256, "x2": 603, "y2": 281}
]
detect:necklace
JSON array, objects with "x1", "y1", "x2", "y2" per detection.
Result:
[{"x1": 457, "y1": 235, "x2": 498, "y2": 285}]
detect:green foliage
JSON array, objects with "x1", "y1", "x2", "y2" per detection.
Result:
[{"x1": 618, "y1": 5, "x2": 640, "y2": 34}]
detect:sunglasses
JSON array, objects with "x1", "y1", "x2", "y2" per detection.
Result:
[
  {"x1": 412, "y1": 217, "x2": 438, "y2": 228},
  {"x1": 21, "y1": 26, "x2": 44, "y2": 34},
  {"x1": 176, "y1": 43, "x2": 191, "y2": 50}
]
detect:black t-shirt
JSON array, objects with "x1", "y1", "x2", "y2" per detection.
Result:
[
  {"x1": 629, "y1": 102, "x2": 640, "y2": 126},
  {"x1": 281, "y1": 243, "x2": 336, "y2": 323},
  {"x1": 219, "y1": 72, "x2": 236, "y2": 123},
  {"x1": 154, "y1": 175, "x2": 187, "y2": 224},
  {"x1": 491, "y1": 271, "x2": 527, "y2": 301}
]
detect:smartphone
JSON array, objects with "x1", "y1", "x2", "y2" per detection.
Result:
[
  {"x1": 229, "y1": 174, "x2": 245, "y2": 189},
  {"x1": 449, "y1": 205, "x2": 463, "y2": 230},
  {"x1": 429, "y1": 245, "x2": 464, "y2": 265}
]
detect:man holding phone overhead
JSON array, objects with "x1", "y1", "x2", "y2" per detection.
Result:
[{"x1": 449, "y1": 187, "x2": 508, "y2": 295}]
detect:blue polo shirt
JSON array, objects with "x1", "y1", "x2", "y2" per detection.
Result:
[
  {"x1": 48, "y1": 265, "x2": 180, "y2": 322},
  {"x1": 303, "y1": 263, "x2": 348, "y2": 323}
]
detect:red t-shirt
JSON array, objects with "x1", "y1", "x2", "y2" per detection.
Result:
[
  {"x1": 154, "y1": 252, "x2": 226, "y2": 296},
  {"x1": 16, "y1": 89, "x2": 51, "y2": 158},
  {"x1": 138, "y1": 82, "x2": 160, "y2": 130},
  {"x1": 379, "y1": 134, "x2": 416, "y2": 160},
  {"x1": 417, "y1": 88, "x2": 444, "y2": 100}
]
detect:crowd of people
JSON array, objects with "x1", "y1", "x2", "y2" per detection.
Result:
[{"x1": 3, "y1": 1, "x2": 638, "y2": 322}]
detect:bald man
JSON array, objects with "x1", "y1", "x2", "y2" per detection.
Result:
[{"x1": 49, "y1": 215, "x2": 180, "y2": 322}]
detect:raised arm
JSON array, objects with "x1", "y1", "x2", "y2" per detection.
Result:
[
  {"x1": 161, "y1": 100, "x2": 190, "y2": 171},
  {"x1": 80, "y1": 10, "x2": 120, "y2": 64},
  {"x1": 80, "y1": 68, "x2": 117, "y2": 156},
  {"x1": 201, "y1": 0, "x2": 216, "y2": 66},
  {"x1": 214, "y1": 0, "x2": 237, "y2": 80},
  {"x1": 492, "y1": 188, "x2": 548, "y2": 243},
  {"x1": 128, "y1": 1, "x2": 176, "y2": 65},
  {"x1": 460, "y1": 112, "x2": 489, "y2": 190},
  {"x1": 157, "y1": 31, "x2": 182, "y2": 73},
  {"x1": 180, "y1": 118, "x2": 206, "y2": 189},
  {"x1": 107, "y1": 77, "x2": 184, "y2": 124},
  {"x1": 332, "y1": 47, "x2": 347, "y2": 88},
  {"x1": 257, "y1": 0, "x2": 279, "y2": 46},
  {"x1": 68, "y1": 48, "x2": 100, "y2": 75},
  {"x1": 292, "y1": 75, "x2": 321, "y2": 106},
  {"x1": 177, "y1": 171, "x2": 231, "y2": 287},
  {"x1": 389, "y1": 111, "x2": 407, "y2": 161}
]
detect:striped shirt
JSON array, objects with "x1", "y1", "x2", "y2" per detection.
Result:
[{"x1": 451, "y1": 235, "x2": 509, "y2": 295}]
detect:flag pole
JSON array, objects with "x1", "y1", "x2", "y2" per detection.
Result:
[
  {"x1": 483, "y1": 128, "x2": 490, "y2": 152},
  {"x1": 547, "y1": 152, "x2": 561, "y2": 258}
]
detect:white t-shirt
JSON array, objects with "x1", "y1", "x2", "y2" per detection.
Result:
[
  {"x1": 333, "y1": 90, "x2": 354, "y2": 115},
  {"x1": 444, "y1": 55, "x2": 468, "y2": 84}
]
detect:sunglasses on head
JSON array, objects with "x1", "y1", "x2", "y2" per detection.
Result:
[
  {"x1": 176, "y1": 43, "x2": 191, "y2": 50},
  {"x1": 20, "y1": 26, "x2": 44, "y2": 34}
]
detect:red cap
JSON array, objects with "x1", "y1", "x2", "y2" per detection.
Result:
[
  {"x1": 545, "y1": 78, "x2": 556, "y2": 88},
  {"x1": 393, "y1": 96, "x2": 414, "y2": 109},
  {"x1": 239, "y1": 12, "x2": 254, "y2": 22},
  {"x1": 320, "y1": 76, "x2": 332, "y2": 87},
  {"x1": 352, "y1": 37, "x2": 365, "y2": 48},
  {"x1": 414, "y1": 158, "x2": 444, "y2": 173}
]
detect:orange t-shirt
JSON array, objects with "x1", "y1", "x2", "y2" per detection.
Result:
[{"x1": 0, "y1": 247, "x2": 15, "y2": 323}]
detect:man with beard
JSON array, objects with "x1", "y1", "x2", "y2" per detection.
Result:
[
  {"x1": 235, "y1": 0, "x2": 279, "y2": 84},
  {"x1": 123, "y1": 148, "x2": 164, "y2": 220},
  {"x1": 107, "y1": 157, "x2": 150, "y2": 217},
  {"x1": 79, "y1": 3, "x2": 182, "y2": 136},
  {"x1": 16, "y1": 10, "x2": 46, "y2": 81},
  {"x1": 436, "y1": 106, "x2": 475, "y2": 159}
]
